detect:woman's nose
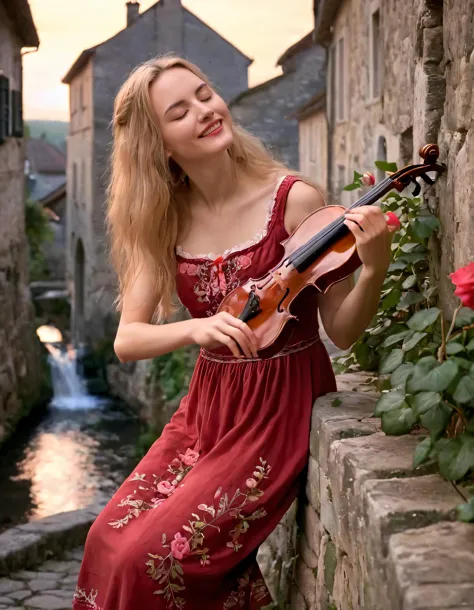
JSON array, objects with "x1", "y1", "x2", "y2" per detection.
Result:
[{"x1": 197, "y1": 104, "x2": 214, "y2": 122}]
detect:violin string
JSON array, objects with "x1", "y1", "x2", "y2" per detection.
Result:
[{"x1": 287, "y1": 177, "x2": 394, "y2": 267}]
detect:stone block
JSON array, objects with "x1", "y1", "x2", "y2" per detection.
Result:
[
  {"x1": 332, "y1": 551, "x2": 361, "y2": 610},
  {"x1": 310, "y1": 391, "x2": 379, "y2": 465},
  {"x1": 290, "y1": 587, "x2": 308, "y2": 610},
  {"x1": 294, "y1": 558, "x2": 317, "y2": 609},
  {"x1": 297, "y1": 533, "x2": 318, "y2": 570},
  {"x1": 387, "y1": 521, "x2": 474, "y2": 610},
  {"x1": 300, "y1": 503, "x2": 324, "y2": 559},
  {"x1": 326, "y1": 432, "x2": 436, "y2": 557},
  {"x1": 423, "y1": 26, "x2": 444, "y2": 65},
  {"x1": 0, "y1": 531, "x2": 43, "y2": 576},
  {"x1": 21, "y1": 594, "x2": 72, "y2": 609},
  {"x1": 305, "y1": 456, "x2": 320, "y2": 512},
  {"x1": 363, "y1": 475, "x2": 459, "y2": 557}
]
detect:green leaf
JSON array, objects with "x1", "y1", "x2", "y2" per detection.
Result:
[
  {"x1": 391, "y1": 363, "x2": 415, "y2": 389},
  {"x1": 343, "y1": 182, "x2": 360, "y2": 191},
  {"x1": 413, "y1": 215, "x2": 440, "y2": 238},
  {"x1": 412, "y1": 391, "x2": 442, "y2": 416},
  {"x1": 374, "y1": 390, "x2": 406, "y2": 416},
  {"x1": 420, "y1": 401, "x2": 452, "y2": 438},
  {"x1": 446, "y1": 342, "x2": 465, "y2": 355},
  {"x1": 407, "y1": 359, "x2": 459, "y2": 393},
  {"x1": 399, "y1": 252, "x2": 426, "y2": 264},
  {"x1": 407, "y1": 308, "x2": 441, "y2": 331},
  {"x1": 382, "y1": 330, "x2": 412, "y2": 348},
  {"x1": 379, "y1": 349, "x2": 404, "y2": 374},
  {"x1": 375, "y1": 160, "x2": 398, "y2": 173},
  {"x1": 457, "y1": 497, "x2": 474, "y2": 523},
  {"x1": 402, "y1": 275, "x2": 418, "y2": 290},
  {"x1": 388, "y1": 261, "x2": 408, "y2": 272},
  {"x1": 382, "y1": 405, "x2": 416, "y2": 435},
  {"x1": 454, "y1": 307, "x2": 474, "y2": 328},
  {"x1": 466, "y1": 339, "x2": 474, "y2": 352},
  {"x1": 403, "y1": 331, "x2": 427, "y2": 351},
  {"x1": 400, "y1": 242, "x2": 420, "y2": 253},
  {"x1": 413, "y1": 437, "x2": 433, "y2": 468},
  {"x1": 438, "y1": 435, "x2": 474, "y2": 481},
  {"x1": 331, "y1": 398, "x2": 342, "y2": 407},
  {"x1": 381, "y1": 289, "x2": 402, "y2": 311},
  {"x1": 453, "y1": 374, "x2": 474, "y2": 404},
  {"x1": 397, "y1": 291, "x2": 425, "y2": 309}
]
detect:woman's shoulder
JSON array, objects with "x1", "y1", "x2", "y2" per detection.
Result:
[{"x1": 284, "y1": 178, "x2": 326, "y2": 234}]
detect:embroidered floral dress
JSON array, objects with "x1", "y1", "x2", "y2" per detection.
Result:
[{"x1": 73, "y1": 175, "x2": 336, "y2": 610}]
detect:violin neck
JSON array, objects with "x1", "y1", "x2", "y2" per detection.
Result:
[{"x1": 289, "y1": 177, "x2": 394, "y2": 272}]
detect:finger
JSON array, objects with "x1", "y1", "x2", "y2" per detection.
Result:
[
  {"x1": 343, "y1": 218, "x2": 368, "y2": 241},
  {"x1": 215, "y1": 331, "x2": 242, "y2": 359},
  {"x1": 225, "y1": 326, "x2": 255, "y2": 358},
  {"x1": 224, "y1": 315, "x2": 258, "y2": 349},
  {"x1": 344, "y1": 216, "x2": 366, "y2": 233}
]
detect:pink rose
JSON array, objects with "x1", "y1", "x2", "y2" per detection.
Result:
[
  {"x1": 186, "y1": 263, "x2": 199, "y2": 276},
  {"x1": 179, "y1": 448, "x2": 199, "y2": 467},
  {"x1": 170, "y1": 458, "x2": 182, "y2": 469},
  {"x1": 361, "y1": 172, "x2": 375, "y2": 186},
  {"x1": 450, "y1": 262, "x2": 474, "y2": 310},
  {"x1": 170, "y1": 532, "x2": 190, "y2": 560},
  {"x1": 246, "y1": 478, "x2": 257, "y2": 489},
  {"x1": 179, "y1": 262, "x2": 189, "y2": 274},
  {"x1": 157, "y1": 480, "x2": 176, "y2": 496}
]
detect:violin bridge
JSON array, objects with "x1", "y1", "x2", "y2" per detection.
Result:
[{"x1": 271, "y1": 263, "x2": 294, "y2": 291}]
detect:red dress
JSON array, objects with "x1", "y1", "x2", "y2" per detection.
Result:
[{"x1": 73, "y1": 175, "x2": 336, "y2": 610}]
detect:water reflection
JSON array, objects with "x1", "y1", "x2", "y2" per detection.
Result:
[{"x1": 0, "y1": 404, "x2": 142, "y2": 531}]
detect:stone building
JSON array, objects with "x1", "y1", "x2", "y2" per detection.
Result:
[
  {"x1": 0, "y1": 0, "x2": 45, "y2": 444},
  {"x1": 312, "y1": 0, "x2": 474, "y2": 308},
  {"x1": 230, "y1": 33, "x2": 326, "y2": 170},
  {"x1": 26, "y1": 137, "x2": 67, "y2": 280},
  {"x1": 62, "y1": 0, "x2": 252, "y2": 344}
]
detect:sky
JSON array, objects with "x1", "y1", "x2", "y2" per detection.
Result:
[{"x1": 23, "y1": 0, "x2": 314, "y2": 121}]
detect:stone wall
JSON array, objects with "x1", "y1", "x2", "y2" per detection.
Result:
[
  {"x1": 230, "y1": 46, "x2": 326, "y2": 170},
  {"x1": 257, "y1": 384, "x2": 474, "y2": 609},
  {"x1": 434, "y1": 0, "x2": 474, "y2": 312},
  {"x1": 0, "y1": 4, "x2": 46, "y2": 445}
]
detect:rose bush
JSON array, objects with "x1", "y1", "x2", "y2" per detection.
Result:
[{"x1": 337, "y1": 161, "x2": 474, "y2": 522}]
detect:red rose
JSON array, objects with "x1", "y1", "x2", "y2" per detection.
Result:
[
  {"x1": 449, "y1": 262, "x2": 474, "y2": 310},
  {"x1": 361, "y1": 172, "x2": 375, "y2": 186},
  {"x1": 385, "y1": 211, "x2": 401, "y2": 230}
]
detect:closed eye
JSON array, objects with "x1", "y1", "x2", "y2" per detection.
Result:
[{"x1": 174, "y1": 110, "x2": 189, "y2": 121}]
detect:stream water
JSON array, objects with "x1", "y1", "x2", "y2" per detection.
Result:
[{"x1": 0, "y1": 337, "x2": 143, "y2": 533}]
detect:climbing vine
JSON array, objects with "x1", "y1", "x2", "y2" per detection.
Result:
[{"x1": 333, "y1": 162, "x2": 474, "y2": 522}]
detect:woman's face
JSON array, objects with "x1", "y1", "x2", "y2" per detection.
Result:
[{"x1": 150, "y1": 67, "x2": 233, "y2": 164}]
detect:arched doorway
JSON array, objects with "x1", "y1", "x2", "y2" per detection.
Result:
[
  {"x1": 376, "y1": 136, "x2": 387, "y2": 183},
  {"x1": 74, "y1": 239, "x2": 85, "y2": 345}
]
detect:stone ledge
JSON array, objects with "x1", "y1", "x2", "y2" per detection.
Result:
[
  {"x1": 0, "y1": 506, "x2": 100, "y2": 576},
  {"x1": 387, "y1": 521, "x2": 474, "y2": 610},
  {"x1": 292, "y1": 388, "x2": 474, "y2": 609}
]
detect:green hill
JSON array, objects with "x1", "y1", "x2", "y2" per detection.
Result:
[{"x1": 26, "y1": 120, "x2": 69, "y2": 151}]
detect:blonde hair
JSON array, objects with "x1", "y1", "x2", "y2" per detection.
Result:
[{"x1": 107, "y1": 55, "x2": 296, "y2": 322}]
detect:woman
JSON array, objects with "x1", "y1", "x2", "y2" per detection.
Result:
[{"x1": 73, "y1": 56, "x2": 394, "y2": 610}]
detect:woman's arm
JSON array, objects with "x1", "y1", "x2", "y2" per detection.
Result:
[
  {"x1": 114, "y1": 253, "x2": 258, "y2": 363},
  {"x1": 285, "y1": 181, "x2": 393, "y2": 351}
]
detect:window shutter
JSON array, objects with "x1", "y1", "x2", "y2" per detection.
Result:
[
  {"x1": 0, "y1": 75, "x2": 10, "y2": 144},
  {"x1": 11, "y1": 90, "x2": 23, "y2": 137}
]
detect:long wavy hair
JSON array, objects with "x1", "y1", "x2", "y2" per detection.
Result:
[{"x1": 107, "y1": 55, "x2": 300, "y2": 322}]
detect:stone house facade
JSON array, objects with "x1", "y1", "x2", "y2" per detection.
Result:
[
  {"x1": 293, "y1": 91, "x2": 328, "y2": 190},
  {"x1": 62, "y1": 0, "x2": 252, "y2": 345},
  {"x1": 0, "y1": 0, "x2": 45, "y2": 444},
  {"x1": 230, "y1": 33, "x2": 326, "y2": 170},
  {"x1": 312, "y1": 0, "x2": 474, "y2": 309}
]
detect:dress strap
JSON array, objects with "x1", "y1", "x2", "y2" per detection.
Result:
[{"x1": 271, "y1": 175, "x2": 302, "y2": 233}]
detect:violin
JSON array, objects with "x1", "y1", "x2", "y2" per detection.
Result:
[{"x1": 217, "y1": 144, "x2": 446, "y2": 358}]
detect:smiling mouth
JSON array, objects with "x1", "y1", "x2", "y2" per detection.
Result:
[{"x1": 199, "y1": 120, "x2": 223, "y2": 138}]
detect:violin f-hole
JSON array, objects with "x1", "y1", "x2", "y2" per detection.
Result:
[{"x1": 277, "y1": 288, "x2": 290, "y2": 313}]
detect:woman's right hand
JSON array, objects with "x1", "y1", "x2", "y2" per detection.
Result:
[{"x1": 189, "y1": 312, "x2": 259, "y2": 358}]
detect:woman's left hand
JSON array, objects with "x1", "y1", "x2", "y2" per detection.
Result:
[{"x1": 343, "y1": 206, "x2": 396, "y2": 275}]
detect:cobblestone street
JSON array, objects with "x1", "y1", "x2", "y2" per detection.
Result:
[{"x1": 0, "y1": 548, "x2": 83, "y2": 610}]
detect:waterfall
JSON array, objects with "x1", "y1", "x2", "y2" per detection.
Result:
[{"x1": 43, "y1": 342, "x2": 99, "y2": 410}]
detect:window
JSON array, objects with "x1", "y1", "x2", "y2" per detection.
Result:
[
  {"x1": 72, "y1": 163, "x2": 77, "y2": 203},
  {"x1": 0, "y1": 75, "x2": 10, "y2": 144},
  {"x1": 81, "y1": 160, "x2": 86, "y2": 204},
  {"x1": 370, "y1": 8, "x2": 382, "y2": 100},
  {"x1": 335, "y1": 37, "x2": 346, "y2": 122},
  {"x1": 11, "y1": 90, "x2": 23, "y2": 137},
  {"x1": 376, "y1": 136, "x2": 387, "y2": 183},
  {"x1": 337, "y1": 165, "x2": 346, "y2": 193}
]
